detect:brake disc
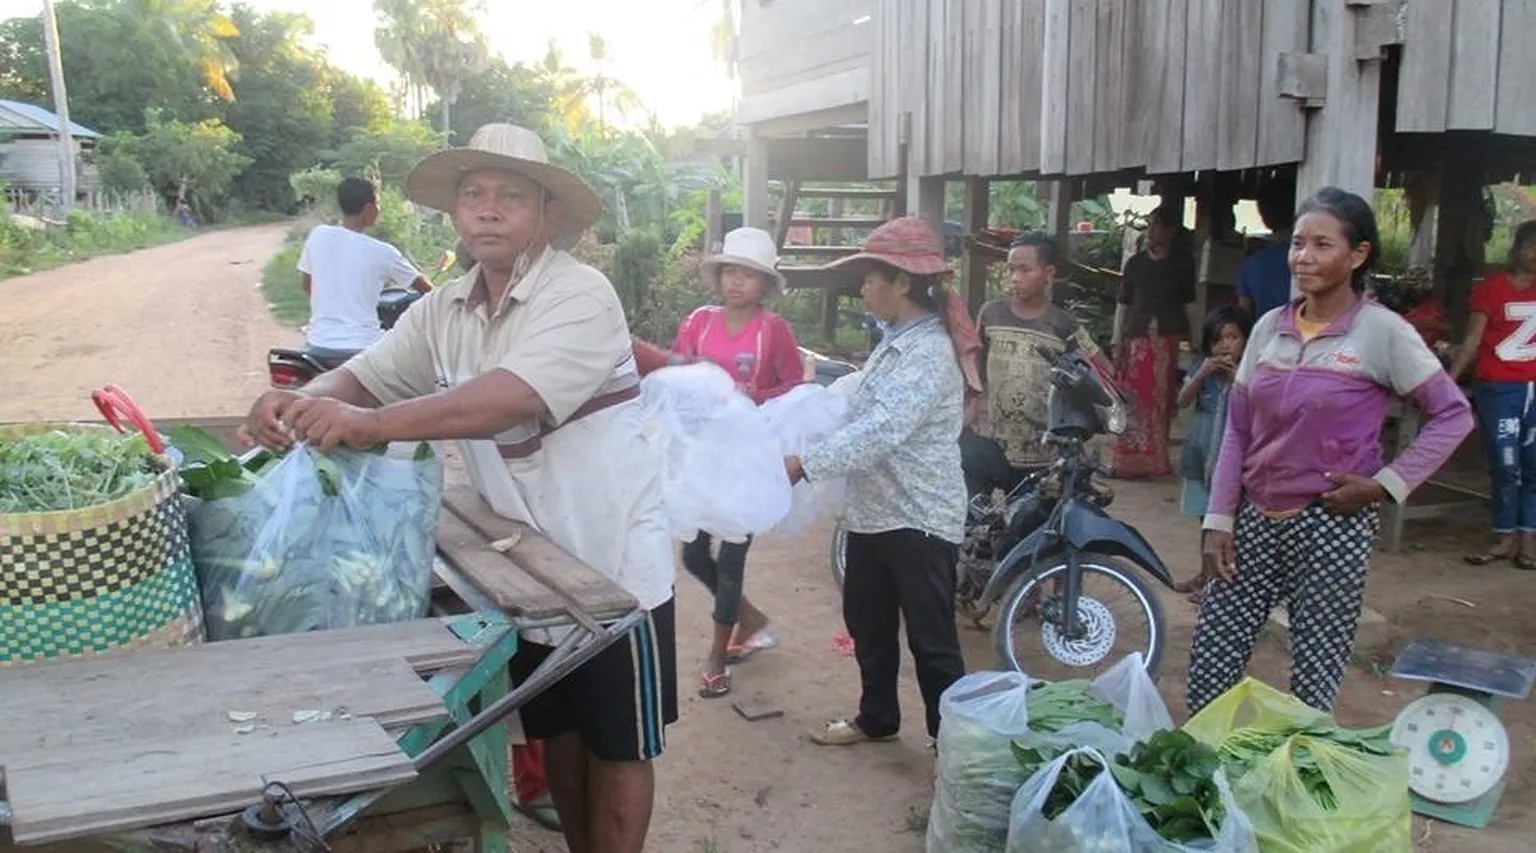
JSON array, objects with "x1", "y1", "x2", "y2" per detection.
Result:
[{"x1": 1039, "y1": 595, "x2": 1117, "y2": 667}]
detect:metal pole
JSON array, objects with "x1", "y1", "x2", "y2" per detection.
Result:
[{"x1": 40, "y1": 0, "x2": 76, "y2": 215}]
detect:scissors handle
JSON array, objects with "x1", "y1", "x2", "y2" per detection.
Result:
[{"x1": 91, "y1": 384, "x2": 167, "y2": 455}]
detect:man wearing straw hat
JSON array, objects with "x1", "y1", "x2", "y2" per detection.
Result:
[{"x1": 244, "y1": 123, "x2": 676, "y2": 853}]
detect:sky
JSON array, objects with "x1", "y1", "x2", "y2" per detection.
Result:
[{"x1": 5, "y1": 0, "x2": 738, "y2": 128}]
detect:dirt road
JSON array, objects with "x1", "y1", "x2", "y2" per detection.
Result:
[
  {"x1": 0, "y1": 223, "x2": 298, "y2": 423},
  {"x1": 3, "y1": 231, "x2": 1531, "y2": 852}
]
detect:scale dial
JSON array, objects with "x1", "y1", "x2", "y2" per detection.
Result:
[{"x1": 1390, "y1": 692, "x2": 1510, "y2": 804}]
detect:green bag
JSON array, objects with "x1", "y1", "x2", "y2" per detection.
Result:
[{"x1": 1184, "y1": 678, "x2": 1412, "y2": 853}]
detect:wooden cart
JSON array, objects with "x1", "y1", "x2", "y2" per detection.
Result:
[{"x1": 0, "y1": 419, "x2": 640, "y2": 853}]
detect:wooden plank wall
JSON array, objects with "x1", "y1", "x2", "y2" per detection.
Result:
[
  {"x1": 736, "y1": 0, "x2": 875, "y2": 97},
  {"x1": 1398, "y1": 0, "x2": 1536, "y2": 136},
  {"x1": 870, "y1": 0, "x2": 1311, "y2": 179}
]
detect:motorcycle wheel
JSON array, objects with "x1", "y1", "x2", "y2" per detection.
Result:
[
  {"x1": 829, "y1": 521, "x2": 848, "y2": 593},
  {"x1": 991, "y1": 553, "x2": 1165, "y2": 680}
]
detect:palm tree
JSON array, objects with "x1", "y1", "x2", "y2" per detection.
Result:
[
  {"x1": 120, "y1": 0, "x2": 240, "y2": 100},
  {"x1": 417, "y1": 5, "x2": 488, "y2": 136},
  {"x1": 373, "y1": 0, "x2": 429, "y2": 115},
  {"x1": 536, "y1": 41, "x2": 591, "y2": 134},
  {"x1": 699, "y1": 0, "x2": 737, "y2": 81}
]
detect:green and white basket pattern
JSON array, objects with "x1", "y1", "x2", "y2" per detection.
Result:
[{"x1": 0, "y1": 423, "x2": 205, "y2": 665}]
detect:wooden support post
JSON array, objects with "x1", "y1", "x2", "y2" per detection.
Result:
[
  {"x1": 704, "y1": 188, "x2": 723, "y2": 254},
  {"x1": 1435, "y1": 151, "x2": 1489, "y2": 342},
  {"x1": 906, "y1": 175, "x2": 945, "y2": 239},
  {"x1": 820, "y1": 290, "x2": 840, "y2": 346},
  {"x1": 1296, "y1": 1, "x2": 1384, "y2": 217},
  {"x1": 743, "y1": 129, "x2": 770, "y2": 230},
  {"x1": 962, "y1": 177, "x2": 991, "y2": 319},
  {"x1": 1042, "y1": 181, "x2": 1072, "y2": 304}
]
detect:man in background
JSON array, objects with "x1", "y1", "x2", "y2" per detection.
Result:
[
  {"x1": 1236, "y1": 179, "x2": 1297, "y2": 322},
  {"x1": 299, "y1": 176, "x2": 431, "y2": 368}
]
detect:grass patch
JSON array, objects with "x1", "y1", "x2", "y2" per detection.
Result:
[
  {"x1": 261, "y1": 241, "x2": 309, "y2": 327},
  {"x1": 0, "y1": 210, "x2": 191, "y2": 278}
]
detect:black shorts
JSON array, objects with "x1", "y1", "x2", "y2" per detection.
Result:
[{"x1": 509, "y1": 598, "x2": 678, "y2": 762}]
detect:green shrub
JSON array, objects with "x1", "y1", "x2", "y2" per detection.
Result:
[{"x1": 0, "y1": 209, "x2": 186, "y2": 278}]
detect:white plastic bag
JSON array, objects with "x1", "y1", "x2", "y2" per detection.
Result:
[
  {"x1": 640, "y1": 363, "x2": 792, "y2": 542},
  {"x1": 926, "y1": 654, "x2": 1173, "y2": 853},
  {"x1": 1006, "y1": 748, "x2": 1257, "y2": 853},
  {"x1": 189, "y1": 443, "x2": 443, "y2": 640},
  {"x1": 758, "y1": 382, "x2": 852, "y2": 539}
]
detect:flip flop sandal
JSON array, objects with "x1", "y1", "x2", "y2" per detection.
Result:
[
  {"x1": 810, "y1": 719, "x2": 898, "y2": 746},
  {"x1": 698, "y1": 670, "x2": 732, "y2": 698},
  {"x1": 1464, "y1": 552, "x2": 1514, "y2": 566},
  {"x1": 513, "y1": 799, "x2": 563, "y2": 833},
  {"x1": 726, "y1": 630, "x2": 779, "y2": 664},
  {"x1": 1515, "y1": 555, "x2": 1536, "y2": 572}
]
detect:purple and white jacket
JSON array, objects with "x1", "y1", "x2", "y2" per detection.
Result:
[{"x1": 1202, "y1": 298, "x2": 1474, "y2": 533}]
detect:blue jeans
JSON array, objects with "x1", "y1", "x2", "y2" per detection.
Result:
[{"x1": 1474, "y1": 382, "x2": 1536, "y2": 533}]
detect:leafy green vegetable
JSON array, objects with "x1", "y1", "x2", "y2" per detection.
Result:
[
  {"x1": 1216, "y1": 722, "x2": 1398, "y2": 811},
  {"x1": 0, "y1": 429, "x2": 159, "y2": 512},
  {"x1": 1025, "y1": 679, "x2": 1123, "y2": 732},
  {"x1": 166, "y1": 426, "x2": 279, "y2": 500}
]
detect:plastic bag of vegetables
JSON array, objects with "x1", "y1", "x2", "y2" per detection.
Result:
[
  {"x1": 927, "y1": 654, "x2": 1173, "y2": 853},
  {"x1": 1183, "y1": 678, "x2": 1411, "y2": 853},
  {"x1": 186, "y1": 442, "x2": 444, "y2": 641},
  {"x1": 1006, "y1": 744, "x2": 1257, "y2": 852}
]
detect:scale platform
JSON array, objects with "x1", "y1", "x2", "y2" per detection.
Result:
[{"x1": 1389, "y1": 638, "x2": 1536, "y2": 830}]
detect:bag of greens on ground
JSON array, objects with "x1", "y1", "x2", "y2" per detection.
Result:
[
  {"x1": 188, "y1": 442, "x2": 444, "y2": 640},
  {"x1": 1006, "y1": 744, "x2": 1257, "y2": 853},
  {"x1": 927, "y1": 654, "x2": 1173, "y2": 853},
  {"x1": 1182, "y1": 678, "x2": 1411, "y2": 853}
]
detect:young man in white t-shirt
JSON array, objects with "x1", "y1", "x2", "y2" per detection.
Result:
[{"x1": 298, "y1": 177, "x2": 430, "y2": 367}]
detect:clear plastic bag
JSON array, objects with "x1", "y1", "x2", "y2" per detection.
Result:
[
  {"x1": 640, "y1": 363, "x2": 792, "y2": 543},
  {"x1": 927, "y1": 654, "x2": 1174, "y2": 853},
  {"x1": 188, "y1": 443, "x2": 443, "y2": 640},
  {"x1": 757, "y1": 383, "x2": 852, "y2": 539},
  {"x1": 1006, "y1": 748, "x2": 1258, "y2": 853}
]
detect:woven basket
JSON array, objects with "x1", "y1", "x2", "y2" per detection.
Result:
[{"x1": 0, "y1": 423, "x2": 205, "y2": 666}]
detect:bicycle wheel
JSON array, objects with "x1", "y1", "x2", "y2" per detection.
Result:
[{"x1": 991, "y1": 553, "x2": 1165, "y2": 680}]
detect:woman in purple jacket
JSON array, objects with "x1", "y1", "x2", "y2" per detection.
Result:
[{"x1": 1190, "y1": 187, "x2": 1473, "y2": 714}]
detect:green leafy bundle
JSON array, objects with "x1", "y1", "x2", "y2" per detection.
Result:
[
  {"x1": 1012, "y1": 731, "x2": 1228, "y2": 845},
  {"x1": 1026, "y1": 679, "x2": 1124, "y2": 732},
  {"x1": 1216, "y1": 723, "x2": 1398, "y2": 810},
  {"x1": 0, "y1": 429, "x2": 160, "y2": 512}
]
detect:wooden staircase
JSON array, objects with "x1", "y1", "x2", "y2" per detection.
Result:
[{"x1": 768, "y1": 180, "x2": 901, "y2": 343}]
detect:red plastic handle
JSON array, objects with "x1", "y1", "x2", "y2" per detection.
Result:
[{"x1": 91, "y1": 384, "x2": 167, "y2": 455}]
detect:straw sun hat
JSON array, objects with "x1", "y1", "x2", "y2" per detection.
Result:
[
  {"x1": 823, "y1": 216, "x2": 952, "y2": 278},
  {"x1": 700, "y1": 226, "x2": 789, "y2": 294},
  {"x1": 404, "y1": 123, "x2": 602, "y2": 243}
]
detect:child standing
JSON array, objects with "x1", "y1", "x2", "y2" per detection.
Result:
[{"x1": 1175, "y1": 305, "x2": 1251, "y2": 600}]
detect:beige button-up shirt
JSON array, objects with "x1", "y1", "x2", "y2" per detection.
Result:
[{"x1": 347, "y1": 248, "x2": 676, "y2": 628}]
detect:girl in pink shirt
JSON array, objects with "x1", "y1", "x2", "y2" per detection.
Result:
[{"x1": 672, "y1": 227, "x2": 804, "y2": 697}]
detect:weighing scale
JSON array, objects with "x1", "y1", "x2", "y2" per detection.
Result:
[{"x1": 1388, "y1": 638, "x2": 1536, "y2": 829}]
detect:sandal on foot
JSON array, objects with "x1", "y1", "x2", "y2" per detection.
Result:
[
  {"x1": 1464, "y1": 551, "x2": 1513, "y2": 566},
  {"x1": 698, "y1": 670, "x2": 732, "y2": 698},
  {"x1": 810, "y1": 719, "x2": 897, "y2": 746},
  {"x1": 1516, "y1": 555, "x2": 1536, "y2": 571},
  {"x1": 514, "y1": 796, "x2": 562, "y2": 833},
  {"x1": 726, "y1": 630, "x2": 779, "y2": 663}
]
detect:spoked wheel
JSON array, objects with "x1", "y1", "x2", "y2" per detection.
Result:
[
  {"x1": 829, "y1": 522, "x2": 848, "y2": 593},
  {"x1": 992, "y1": 553, "x2": 1165, "y2": 681}
]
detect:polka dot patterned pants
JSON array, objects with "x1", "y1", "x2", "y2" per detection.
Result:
[{"x1": 1187, "y1": 501, "x2": 1380, "y2": 715}]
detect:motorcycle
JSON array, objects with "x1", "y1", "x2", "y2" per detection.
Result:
[
  {"x1": 266, "y1": 288, "x2": 425, "y2": 389},
  {"x1": 829, "y1": 339, "x2": 1175, "y2": 678}
]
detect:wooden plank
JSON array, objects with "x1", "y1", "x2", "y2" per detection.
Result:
[
  {"x1": 1396, "y1": 0, "x2": 1453, "y2": 132},
  {"x1": 1216, "y1": 0, "x2": 1263, "y2": 170},
  {"x1": 1038, "y1": 0, "x2": 1071, "y2": 174},
  {"x1": 1496, "y1": 0, "x2": 1536, "y2": 135},
  {"x1": 904, "y1": 0, "x2": 931, "y2": 178},
  {"x1": 942, "y1": 0, "x2": 966, "y2": 174},
  {"x1": 436, "y1": 511, "x2": 565, "y2": 619},
  {"x1": 1065, "y1": 0, "x2": 1098, "y2": 176},
  {"x1": 0, "y1": 655, "x2": 443, "y2": 757},
  {"x1": 442, "y1": 486, "x2": 637, "y2": 619},
  {"x1": 868, "y1": 0, "x2": 895, "y2": 178},
  {"x1": 999, "y1": 0, "x2": 1045, "y2": 174},
  {"x1": 1181, "y1": 0, "x2": 1222, "y2": 172},
  {"x1": 1298, "y1": 0, "x2": 1385, "y2": 202},
  {"x1": 922, "y1": 0, "x2": 947, "y2": 176},
  {"x1": 1147, "y1": 0, "x2": 1188, "y2": 174},
  {"x1": 1447, "y1": 0, "x2": 1502, "y2": 130},
  {"x1": 964, "y1": 0, "x2": 1003, "y2": 175},
  {"x1": 1257, "y1": 0, "x2": 1310, "y2": 165},
  {"x1": 5, "y1": 720, "x2": 415, "y2": 844},
  {"x1": 795, "y1": 187, "x2": 899, "y2": 199},
  {"x1": 1091, "y1": 0, "x2": 1121, "y2": 172}
]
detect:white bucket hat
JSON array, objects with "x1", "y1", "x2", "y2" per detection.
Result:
[
  {"x1": 701, "y1": 227, "x2": 788, "y2": 294},
  {"x1": 403, "y1": 123, "x2": 602, "y2": 243}
]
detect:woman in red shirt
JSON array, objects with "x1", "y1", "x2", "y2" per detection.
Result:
[
  {"x1": 672, "y1": 226, "x2": 806, "y2": 697},
  {"x1": 1450, "y1": 220, "x2": 1536, "y2": 568}
]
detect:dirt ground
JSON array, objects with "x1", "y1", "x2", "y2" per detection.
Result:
[{"x1": 2, "y1": 228, "x2": 1532, "y2": 853}]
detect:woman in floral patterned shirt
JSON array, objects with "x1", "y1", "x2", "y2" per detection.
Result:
[{"x1": 785, "y1": 216, "x2": 969, "y2": 747}]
